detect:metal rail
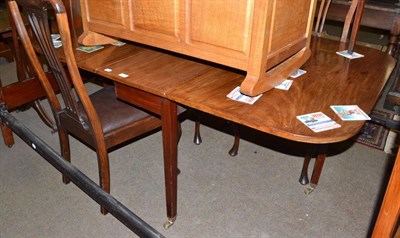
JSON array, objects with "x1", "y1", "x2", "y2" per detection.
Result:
[{"x1": 0, "y1": 105, "x2": 165, "y2": 238}]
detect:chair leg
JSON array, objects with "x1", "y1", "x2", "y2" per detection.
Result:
[
  {"x1": 1, "y1": 123, "x2": 14, "y2": 147},
  {"x1": 228, "y1": 122, "x2": 240, "y2": 157},
  {"x1": 58, "y1": 128, "x2": 71, "y2": 184},
  {"x1": 96, "y1": 148, "x2": 111, "y2": 215}
]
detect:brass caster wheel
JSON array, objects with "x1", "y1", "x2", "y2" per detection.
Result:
[
  {"x1": 163, "y1": 217, "x2": 176, "y2": 229},
  {"x1": 304, "y1": 183, "x2": 316, "y2": 195}
]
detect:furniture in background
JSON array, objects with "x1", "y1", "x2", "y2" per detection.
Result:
[
  {"x1": 321, "y1": 0, "x2": 400, "y2": 55},
  {"x1": 317, "y1": 0, "x2": 400, "y2": 111}
]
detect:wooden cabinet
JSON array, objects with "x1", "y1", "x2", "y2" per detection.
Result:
[{"x1": 79, "y1": 0, "x2": 317, "y2": 96}]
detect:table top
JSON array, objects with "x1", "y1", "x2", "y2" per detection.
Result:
[
  {"x1": 94, "y1": 49, "x2": 213, "y2": 97},
  {"x1": 167, "y1": 37, "x2": 395, "y2": 144},
  {"x1": 68, "y1": 36, "x2": 395, "y2": 145}
]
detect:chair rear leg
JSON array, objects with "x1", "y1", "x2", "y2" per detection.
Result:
[
  {"x1": 96, "y1": 149, "x2": 111, "y2": 215},
  {"x1": 1, "y1": 123, "x2": 15, "y2": 147}
]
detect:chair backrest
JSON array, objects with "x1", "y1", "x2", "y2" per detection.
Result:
[
  {"x1": 339, "y1": 0, "x2": 360, "y2": 42},
  {"x1": 7, "y1": 0, "x2": 105, "y2": 142},
  {"x1": 314, "y1": 0, "x2": 361, "y2": 42}
]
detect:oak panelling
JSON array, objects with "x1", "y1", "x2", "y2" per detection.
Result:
[
  {"x1": 85, "y1": 0, "x2": 128, "y2": 29},
  {"x1": 269, "y1": 0, "x2": 311, "y2": 58},
  {"x1": 130, "y1": 0, "x2": 177, "y2": 37},
  {"x1": 79, "y1": 0, "x2": 316, "y2": 95},
  {"x1": 187, "y1": 0, "x2": 252, "y2": 54}
]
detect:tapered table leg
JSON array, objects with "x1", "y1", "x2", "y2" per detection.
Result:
[
  {"x1": 304, "y1": 145, "x2": 327, "y2": 194},
  {"x1": 161, "y1": 99, "x2": 178, "y2": 229}
]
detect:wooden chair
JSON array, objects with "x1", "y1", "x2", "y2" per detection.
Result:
[
  {"x1": 7, "y1": 0, "x2": 176, "y2": 214},
  {"x1": 314, "y1": 0, "x2": 360, "y2": 43},
  {"x1": 4, "y1": 0, "x2": 58, "y2": 133}
]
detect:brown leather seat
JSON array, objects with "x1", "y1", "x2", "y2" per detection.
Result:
[{"x1": 78, "y1": 86, "x2": 155, "y2": 136}]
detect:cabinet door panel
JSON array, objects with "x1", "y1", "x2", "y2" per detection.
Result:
[
  {"x1": 85, "y1": 0, "x2": 127, "y2": 29},
  {"x1": 187, "y1": 0, "x2": 253, "y2": 56},
  {"x1": 130, "y1": 0, "x2": 178, "y2": 38},
  {"x1": 269, "y1": 0, "x2": 311, "y2": 55}
]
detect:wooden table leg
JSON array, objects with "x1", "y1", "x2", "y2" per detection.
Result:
[
  {"x1": 228, "y1": 122, "x2": 240, "y2": 157},
  {"x1": 304, "y1": 144, "x2": 327, "y2": 194},
  {"x1": 299, "y1": 145, "x2": 316, "y2": 185},
  {"x1": 372, "y1": 148, "x2": 400, "y2": 237},
  {"x1": 299, "y1": 144, "x2": 328, "y2": 194},
  {"x1": 193, "y1": 112, "x2": 202, "y2": 145},
  {"x1": 161, "y1": 99, "x2": 178, "y2": 229}
]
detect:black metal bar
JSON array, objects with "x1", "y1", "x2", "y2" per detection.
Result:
[{"x1": 0, "y1": 105, "x2": 165, "y2": 238}]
